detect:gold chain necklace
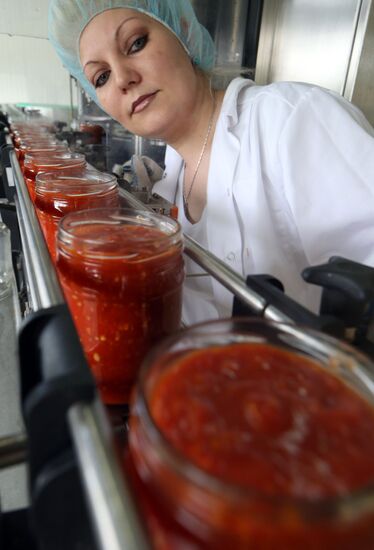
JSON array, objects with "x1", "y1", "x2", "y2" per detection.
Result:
[{"x1": 183, "y1": 92, "x2": 217, "y2": 222}]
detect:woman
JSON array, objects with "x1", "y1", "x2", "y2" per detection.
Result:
[{"x1": 49, "y1": 0, "x2": 374, "y2": 325}]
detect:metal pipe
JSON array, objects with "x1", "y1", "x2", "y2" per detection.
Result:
[
  {"x1": 68, "y1": 401, "x2": 150, "y2": 550},
  {"x1": 134, "y1": 135, "x2": 143, "y2": 157},
  {"x1": 183, "y1": 234, "x2": 267, "y2": 315},
  {"x1": 0, "y1": 432, "x2": 28, "y2": 469},
  {"x1": 9, "y1": 150, "x2": 64, "y2": 310},
  {"x1": 118, "y1": 188, "x2": 293, "y2": 322},
  {"x1": 14, "y1": 195, "x2": 37, "y2": 310}
]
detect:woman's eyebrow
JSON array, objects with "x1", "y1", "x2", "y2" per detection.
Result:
[
  {"x1": 115, "y1": 16, "x2": 139, "y2": 42},
  {"x1": 83, "y1": 16, "x2": 140, "y2": 71},
  {"x1": 83, "y1": 60, "x2": 99, "y2": 71}
]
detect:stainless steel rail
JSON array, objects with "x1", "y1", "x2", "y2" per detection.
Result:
[
  {"x1": 10, "y1": 150, "x2": 64, "y2": 310},
  {"x1": 69, "y1": 402, "x2": 150, "y2": 550},
  {"x1": 119, "y1": 188, "x2": 293, "y2": 323},
  {"x1": 9, "y1": 153, "x2": 150, "y2": 550}
]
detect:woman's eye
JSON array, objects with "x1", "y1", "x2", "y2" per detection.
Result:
[
  {"x1": 128, "y1": 35, "x2": 148, "y2": 54},
  {"x1": 95, "y1": 71, "x2": 110, "y2": 88}
]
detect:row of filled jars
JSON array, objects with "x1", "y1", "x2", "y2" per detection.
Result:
[
  {"x1": 11, "y1": 120, "x2": 184, "y2": 405},
  {"x1": 10, "y1": 120, "x2": 374, "y2": 549}
]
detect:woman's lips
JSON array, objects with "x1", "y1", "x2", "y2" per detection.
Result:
[{"x1": 131, "y1": 92, "x2": 158, "y2": 115}]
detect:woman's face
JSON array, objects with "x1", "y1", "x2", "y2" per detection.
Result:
[{"x1": 79, "y1": 8, "x2": 200, "y2": 141}]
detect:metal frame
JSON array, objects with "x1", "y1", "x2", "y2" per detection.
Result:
[{"x1": 255, "y1": 0, "x2": 374, "y2": 124}]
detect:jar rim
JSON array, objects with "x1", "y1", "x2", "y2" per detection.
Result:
[
  {"x1": 135, "y1": 318, "x2": 374, "y2": 518},
  {"x1": 35, "y1": 170, "x2": 117, "y2": 196},
  {"x1": 20, "y1": 142, "x2": 65, "y2": 151},
  {"x1": 24, "y1": 152, "x2": 86, "y2": 170},
  {"x1": 57, "y1": 207, "x2": 182, "y2": 261},
  {"x1": 24, "y1": 152, "x2": 85, "y2": 163}
]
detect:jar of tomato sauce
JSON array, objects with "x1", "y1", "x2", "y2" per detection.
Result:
[
  {"x1": 11, "y1": 122, "x2": 51, "y2": 143},
  {"x1": 18, "y1": 142, "x2": 68, "y2": 168},
  {"x1": 23, "y1": 152, "x2": 86, "y2": 202},
  {"x1": 127, "y1": 319, "x2": 374, "y2": 549},
  {"x1": 79, "y1": 122, "x2": 104, "y2": 144},
  {"x1": 13, "y1": 131, "x2": 51, "y2": 150},
  {"x1": 35, "y1": 170, "x2": 120, "y2": 261},
  {"x1": 15, "y1": 136, "x2": 57, "y2": 159},
  {"x1": 56, "y1": 208, "x2": 184, "y2": 405}
]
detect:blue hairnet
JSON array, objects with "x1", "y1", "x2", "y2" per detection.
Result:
[{"x1": 48, "y1": 0, "x2": 215, "y2": 103}]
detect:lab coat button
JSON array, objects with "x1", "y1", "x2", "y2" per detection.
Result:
[{"x1": 227, "y1": 252, "x2": 236, "y2": 262}]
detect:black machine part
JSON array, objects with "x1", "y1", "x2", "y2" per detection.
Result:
[
  {"x1": 303, "y1": 256, "x2": 374, "y2": 354},
  {"x1": 18, "y1": 305, "x2": 98, "y2": 549},
  {"x1": 233, "y1": 257, "x2": 374, "y2": 357}
]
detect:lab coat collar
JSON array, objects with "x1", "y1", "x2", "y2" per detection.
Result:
[
  {"x1": 220, "y1": 77, "x2": 256, "y2": 131},
  {"x1": 152, "y1": 145, "x2": 182, "y2": 203}
]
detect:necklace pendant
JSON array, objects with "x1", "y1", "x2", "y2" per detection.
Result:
[{"x1": 183, "y1": 194, "x2": 197, "y2": 224}]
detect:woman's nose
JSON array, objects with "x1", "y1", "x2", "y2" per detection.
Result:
[{"x1": 112, "y1": 61, "x2": 140, "y2": 92}]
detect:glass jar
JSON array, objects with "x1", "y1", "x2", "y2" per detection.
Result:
[
  {"x1": 15, "y1": 136, "x2": 56, "y2": 160},
  {"x1": 35, "y1": 170, "x2": 119, "y2": 261},
  {"x1": 18, "y1": 141, "x2": 68, "y2": 168},
  {"x1": 127, "y1": 319, "x2": 374, "y2": 549},
  {"x1": 12, "y1": 126, "x2": 51, "y2": 147},
  {"x1": 23, "y1": 152, "x2": 86, "y2": 202},
  {"x1": 56, "y1": 208, "x2": 185, "y2": 405},
  {"x1": 14, "y1": 132, "x2": 48, "y2": 149},
  {"x1": 79, "y1": 122, "x2": 104, "y2": 144}
]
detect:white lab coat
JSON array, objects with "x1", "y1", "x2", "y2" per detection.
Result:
[{"x1": 153, "y1": 78, "x2": 374, "y2": 325}]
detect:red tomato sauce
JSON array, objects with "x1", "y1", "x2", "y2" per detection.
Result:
[
  {"x1": 150, "y1": 343, "x2": 374, "y2": 498},
  {"x1": 57, "y1": 224, "x2": 184, "y2": 404},
  {"x1": 18, "y1": 143, "x2": 67, "y2": 168},
  {"x1": 128, "y1": 342, "x2": 374, "y2": 548},
  {"x1": 23, "y1": 155, "x2": 86, "y2": 201},
  {"x1": 35, "y1": 182, "x2": 119, "y2": 261}
]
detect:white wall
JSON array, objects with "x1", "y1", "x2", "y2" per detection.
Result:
[{"x1": 0, "y1": 0, "x2": 72, "y2": 106}]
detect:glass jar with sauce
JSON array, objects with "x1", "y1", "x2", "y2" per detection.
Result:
[
  {"x1": 11, "y1": 124, "x2": 51, "y2": 145},
  {"x1": 18, "y1": 141, "x2": 68, "y2": 168},
  {"x1": 35, "y1": 170, "x2": 120, "y2": 261},
  {"x1": 79, "y1": 122, "x2": 104, "y2": 144},
  {"x1": 23, "y1": 152, "x2": 86, "y2": 202},
  {"x1": 127, "y1": 319, "x2": 374, "y2": 549},
  {"x1": 14, "y1": 136, "x2": 57, "y2": 160},
  {"x1": 56, "y1": 208, "x2": 185, "y2": 405}
]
